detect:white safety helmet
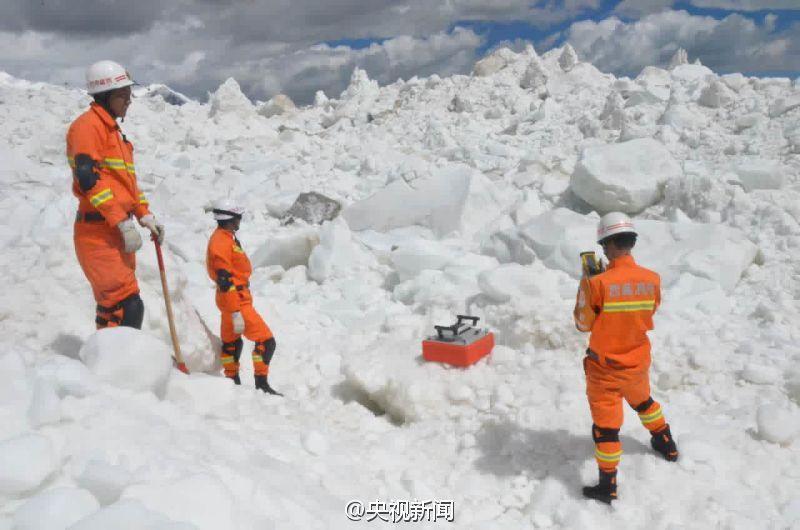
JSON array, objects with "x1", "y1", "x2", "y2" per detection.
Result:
[
  {"x1": 596, "y1": 212, "x2": 637, "y2": 243},
  {"x1": 208, "y1": 199, "x2": 244, "y2": 221},
  {"x1": 86, "y1": 60, "x2": 135, "y2": 95}
]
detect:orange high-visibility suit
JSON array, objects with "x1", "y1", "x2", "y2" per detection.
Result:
[
  {"x1": 67, "y1": 102, "x2": 150, "y2": 327},
  {"x1": 206, "y1": 228, "x2": 273, "y2": 378},
  {"x1": 574, "y1": 255, "x2": 668, "y2": 472}
]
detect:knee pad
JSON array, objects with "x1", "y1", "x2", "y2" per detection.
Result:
[
  {"x1": 95, "y1": 304, "x2": 123, "y2": 328},
  {"x1": 222, "y1": 338, "x2": 243, "y2": 363},
  {"x1": 592, "y1": 424, "x2": 620, "y2": 444},
  {"x1": 257, "y1": 338, "x2": 276, "y2": 365},
  {"x1": 633, "y1": 397, "x2": 655, "y2": 413},
  {"x1": 120, "y1": 293, "x2": 144, "y2": 329}
]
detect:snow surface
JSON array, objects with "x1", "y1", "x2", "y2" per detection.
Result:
[{"x1": 1, "y1": 44, "x2": 800, "y2": 529}]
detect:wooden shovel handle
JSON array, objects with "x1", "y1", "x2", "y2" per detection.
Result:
[{"x1": 154, "y1": 240, "x2": 188, "y2": 374}]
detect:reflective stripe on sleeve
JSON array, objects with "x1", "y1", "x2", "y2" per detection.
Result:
[
  {"x1": 89, "y1": 188, "x2": 114, "y2": 207},
  {"x1": 101, "y1": 158, "x2": 126, "y2": 170}
]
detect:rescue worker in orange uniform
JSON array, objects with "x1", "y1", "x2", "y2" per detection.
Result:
[
  {"x1": 67, "y1": 61, "x2": 165, "y2": 329},
  {"x1": 574, "y1": 212, "x2": 678, "y2": 504},
  {"x1": 206, "y1": 200, "x2": 281, "y2": 395}
]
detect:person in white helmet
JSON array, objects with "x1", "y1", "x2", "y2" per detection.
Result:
[
  {"x1": 67, "y1": 60, "x2": 165, "y2": 329},
  {"x1": 205, "y1": 200, "x2": 281, "y2": 395},
  {"x1": 574, "y1": 212, "x2": 678, "y2": 504}
]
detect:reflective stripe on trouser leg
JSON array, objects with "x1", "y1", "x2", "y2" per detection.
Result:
[
  {"x1": 221, "y1": 338, "x2": 242, "y2": 378},
  {"x1": 634, "y1": 397, "x2": 667, "y2": 433},
  {"x1": 252, "y1": 343, "x2": 267, "y2": 376},
  {"x1": 252, "y1": 338, "x2": 275, "y2": 377},
  {"x1": 592, "y1": 424, "x2": 622, "y2": 472}
]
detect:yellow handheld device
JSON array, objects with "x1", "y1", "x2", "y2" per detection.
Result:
[{"x1": 580, "y1": 251, "x2": 602, "y2": 277}]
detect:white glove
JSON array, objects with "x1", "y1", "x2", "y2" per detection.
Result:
[
  {"x1": 232, "y1": 311, "x2": 245, "y2": 335},
  {"x1": 118, "y1": 219, "x2": 142, "y2": 253},
  {"x1": 139, "y1": 214, "x2": 165, "y2": 245}
]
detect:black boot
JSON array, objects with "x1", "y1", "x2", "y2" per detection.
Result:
[
  {"x1": 582, "y1": 469, "x2": 617, "y2": 504},
  {"x1": 228, "y1": 374, "x2": 241, "y2": 385},
  {"x1": 254, "y1": 375, "x2": 282, "y2": 396},
  {"x1": 651, "y1": 425, "x2": 679, "y2": 462}
]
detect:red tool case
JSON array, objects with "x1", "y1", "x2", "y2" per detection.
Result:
[{"x1": 422, "y1": 315, "x2": 495, "y2": 367}]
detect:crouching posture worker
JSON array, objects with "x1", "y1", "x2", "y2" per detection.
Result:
[
  {"x1": 574, "y1": 212, "x2": 678, "y2": 504},
  {"x1": 206, "y1": 201, "x2": 281, "y2": 395},
  {"x1": 68, "y1": 60, "x2": 165, "y2": 329}
]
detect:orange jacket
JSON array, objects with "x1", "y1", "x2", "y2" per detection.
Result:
[
  {"x1": 206, "y1": 228, "x2": 253, "y2": 313},
  {"x1": 574, "y1": 254, "x2": 661, "y2": 369},
  {"x1": 66, "y1": 102, "x2": 150, "y2": 227}
]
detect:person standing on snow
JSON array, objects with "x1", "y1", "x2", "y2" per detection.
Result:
[
  {"x1": 67, "y1": 61, "x2": 165, "y2": 329},
  {"x1": 206, "y1": 201, "x2": 281, "y2": 395},
  {"x1": 573, "y1": 212, "x2": 678, "y2": 504}
]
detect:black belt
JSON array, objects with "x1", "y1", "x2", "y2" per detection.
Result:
[
  {"x1": 235, "y1": 283, "x2": 249, "y2": 291},
  {"x1": 586, "y1": 348, "x2": 622, "y2": 369},
  {"x1": 76, "y1": 211, "x2": 105, "y2": 223}
]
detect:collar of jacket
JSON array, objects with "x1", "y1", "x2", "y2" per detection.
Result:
[
  {"x1": 216, "y1": 227, "x2": 243, "y2": 248},
  {"x1": 216, "y1": 227, "x2": 239, "y2": 239},
  {"x1": 608, "y1": 254, "x2": 636, "y2": 269},
  {"x1": 90, "y1": 101, "x2": 119, "y2": 129}
]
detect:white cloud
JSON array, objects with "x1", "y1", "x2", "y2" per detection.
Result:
[
  {"x1": 0, "y1": 0, "x2": 603, "y2": 103},
  {"x1": 152, "y1": 51, "x2": 206, "y2": 83},
  {"x1": 183, "y1": 0, "x2": 602, "y2": 45},
  {"x1": 436, "y1": 0, "x2": 602, "y2": 28},
  {"x1": 2, "y1": 0, "x2": 797, "y2": 105},
  {"x1": 689, "y1": 0, "x2": 800, "y2": 10},
  {"x1": 238, "y1": 28, "x2": 484, "y2": 103},
  {"x1": 0, "y1": 0, "x2": 168, "y2": 33},
  {"x1": 614, "y1": 0, "x2": 675, "y2": 18},
  {"x1": 0, "y1": 1, "x2": 603, "y2": 43},
  {"x1": 0, "y1": 23, "x2": 483, "y2": 104},
  {"x1": 561, "y1": 10, "x2": 800, "y2": 77}
]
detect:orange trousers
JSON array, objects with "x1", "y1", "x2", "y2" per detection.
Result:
[
  {"x1": 74, "y1": 221, "x2": 139, "y2": 312},
  {"x1": 584, "y1": 357, "x2": 667, "y2": 472},
  {"x1": 220, "y1": 302, "x2": 273, "y2": 377}
]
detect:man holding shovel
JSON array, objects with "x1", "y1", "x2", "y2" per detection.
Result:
[{"x1": 67, "y1": 60, "x2": 165, "y2": 330}]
